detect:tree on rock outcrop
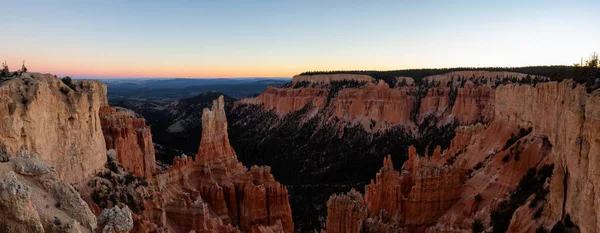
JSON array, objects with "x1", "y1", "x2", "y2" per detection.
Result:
[
  {"x1": 1, "y1": 61, "x2": 9, "y2": 78},
  {"x1": 586, "y1": 52, "x2": 598, "y2": 68},
  {"x1": 21, "y1": 60, "x2": 27, "y2": 73}
]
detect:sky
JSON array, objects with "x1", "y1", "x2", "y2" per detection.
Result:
[{"x1": 1, "y1": 0, "x2": 599, "y2": 78}]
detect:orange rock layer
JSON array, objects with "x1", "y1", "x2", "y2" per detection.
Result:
[
  {"x1": 323, "y1": 147, "x2": 464, "y2": 233},
  {"x1": 235, "y1": 72, "x2": 505, "y2": 131},
  {"x1": 100, "y1": 106, "x2": 156, "y2": 178}
]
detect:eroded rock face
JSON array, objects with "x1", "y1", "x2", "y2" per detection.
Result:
[
  {"x1": 100, "y1": 106, "x2": 156, "y2": 178},
  {"x1": 0, "y1": 73, "x2": 107, "y2": 183},
  {"x1": 131, "y1": 96, "x2": 293, "y2": 233},
  {"x1": 492, "y1": 81, "x2": 600, "y2": 233},
  {"x1": 236, "y1": 72, "x2": 509, "y2": 131},
  {"x1": 0, "y1": 156, "x2": 97, "y2": 233},
  {"x1": 320, "y1": 78, "x2": 600, "y2": 233}
]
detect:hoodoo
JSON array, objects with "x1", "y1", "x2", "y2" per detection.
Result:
[
  {"x1": 122, "y1": 95, "x2": 294, "y2": 233},
  {"x1": 100, "y1": 106, "x2": 156, "y2": 178}
]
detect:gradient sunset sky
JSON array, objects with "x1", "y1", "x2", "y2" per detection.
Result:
[{"x1": 2, "y1": 0, "x2": 599, "y2": 78}]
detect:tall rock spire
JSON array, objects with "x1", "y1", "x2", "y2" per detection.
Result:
[
  {"x1": 196, "y1": 96, "x2": 235, "y2": 161},
  {"x1": 196, "y1": 95, "x2": 244, "y2": 174}
]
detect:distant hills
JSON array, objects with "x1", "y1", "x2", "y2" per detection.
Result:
[{"x1": 84, "y1": 77, "x2": 291, "y2": 102}]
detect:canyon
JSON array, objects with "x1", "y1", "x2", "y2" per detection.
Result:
[
  {"x1": 0, "y1": 73, "x2": 293, "y2": 233},
  {"x1": 232, "y1": 71, "x2": 598, "y2": 232},
  {"x1": 0, "y1": 68, "x2": 598, "y2": 233}
]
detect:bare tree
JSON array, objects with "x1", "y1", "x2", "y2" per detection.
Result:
[{"x1": 586, "y1": 52, "x2": 598, "y2": 68}]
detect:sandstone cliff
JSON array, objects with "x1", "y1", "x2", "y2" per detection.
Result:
[
  {"x1": 235, "y1": 72, "x2": 518, "y2": 131},
  {"x1": 0, "y1": 73, "x2": 107, "y2": 183},
  {"x1": 100, "y1": 106, "x2": 156, "y2": 178}
]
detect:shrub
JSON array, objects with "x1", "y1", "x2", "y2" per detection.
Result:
[
  {"x1": 91, "y1": 190, "x2": 102, "y2": 204},
  {"x1": 473, "y1": 162, "x2": 483, "y2": 171},
  {"x1": 61, "y1": 76, "x2": 76, "y2": 90},
  {"x1": 475, "y1": 193, "x2": 482, "y2": 202},
  {"x1": 53, "y1": 217, "x2": 62, "y2": 226},
  {"x1": 60, "y1": 86, "x2": 70, "y2": 95},
  {"x1": 125, "y1": 172, "x2": 135, "y2": 185},
  {"x1": 472, "y1": 219, "x2": 484, "y2": 233},
  {"x1": 533, "y1": 206, "x2": 543, "y2": 219},
  {"x1": 550, "y1": 221, "x2": 566, "y2": 233}
]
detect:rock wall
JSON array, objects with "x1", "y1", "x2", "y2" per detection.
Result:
[
  {"x1": 330, "y1": 81, "x2": 415, "y2": 128},
  {"x1": 236, "y1": 71, "x2": 507, "y2": 130},
  {"x1": 237, "y1": 86, "x2": 328, "y2": 116},
  {"x1": 0, "y1": 73, "x2": 107, "y2": 183},
  {"x1": 492, "y1": 81, "x2": 600, "y2": 233},
  {"x1": 100, "y1": 106, "x2": 156, "y2": 178}
]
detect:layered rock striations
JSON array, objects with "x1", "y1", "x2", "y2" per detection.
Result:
[
  {"x1": 135, "y1": 96, "x2": 293, "y2": 233},
  {"x1": 100, "y1": 106, "x2": 156, "y2": 178},
  {"x1": 0, "y1": 73, "x2": 107, "y2": 183},
  {"x1": 236, "y1": 72, "x2": 519, "y2": 131}
]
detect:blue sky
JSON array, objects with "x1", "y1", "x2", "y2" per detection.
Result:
[{"x1": 1, "y1": 0, "x2": 598, "y2": 77}]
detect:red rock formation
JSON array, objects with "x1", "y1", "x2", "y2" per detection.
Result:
[
  {"x1": 331, "y1": 81, "x2": 415, "y2": 129},
  {"x1": 134, "y1": 96, "x2": 293, "y2": 233},
  {"x1": 322, "y1": 189, "x2": 368, "y2": 233},
  {"x1": 324, "y1": 148, "x2": 464, "y2": 233},
  {"x1": 100, "y1": 106, "x2": 156, "y2": 178},
  {"x1": 235, "y1": 72, "x2": 511, "y2": 131}
]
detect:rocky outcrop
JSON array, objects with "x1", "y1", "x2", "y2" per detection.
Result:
[
  {"x1": 100, "y1": 106, "x2": 155, "y2": 178},
  {"x1": 132, "y1": 96, "x2": 293, "y2": 233},
  {"x1": 0, "y1": 170, "x2": 43, "y2": 233},
  {"x1": 0, "y1": 73, "x2": 107, "y2": 183},
  {"x1": 97, "y1": 206, "x2": 134, "y2": 233},
  {"x1": 0, "y1": 156, "x2": 97, "y2": 233}
]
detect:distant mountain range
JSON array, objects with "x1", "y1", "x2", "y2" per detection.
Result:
[{"x1": 90, "y1": 77, "x2": 291, "y2": 101}]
